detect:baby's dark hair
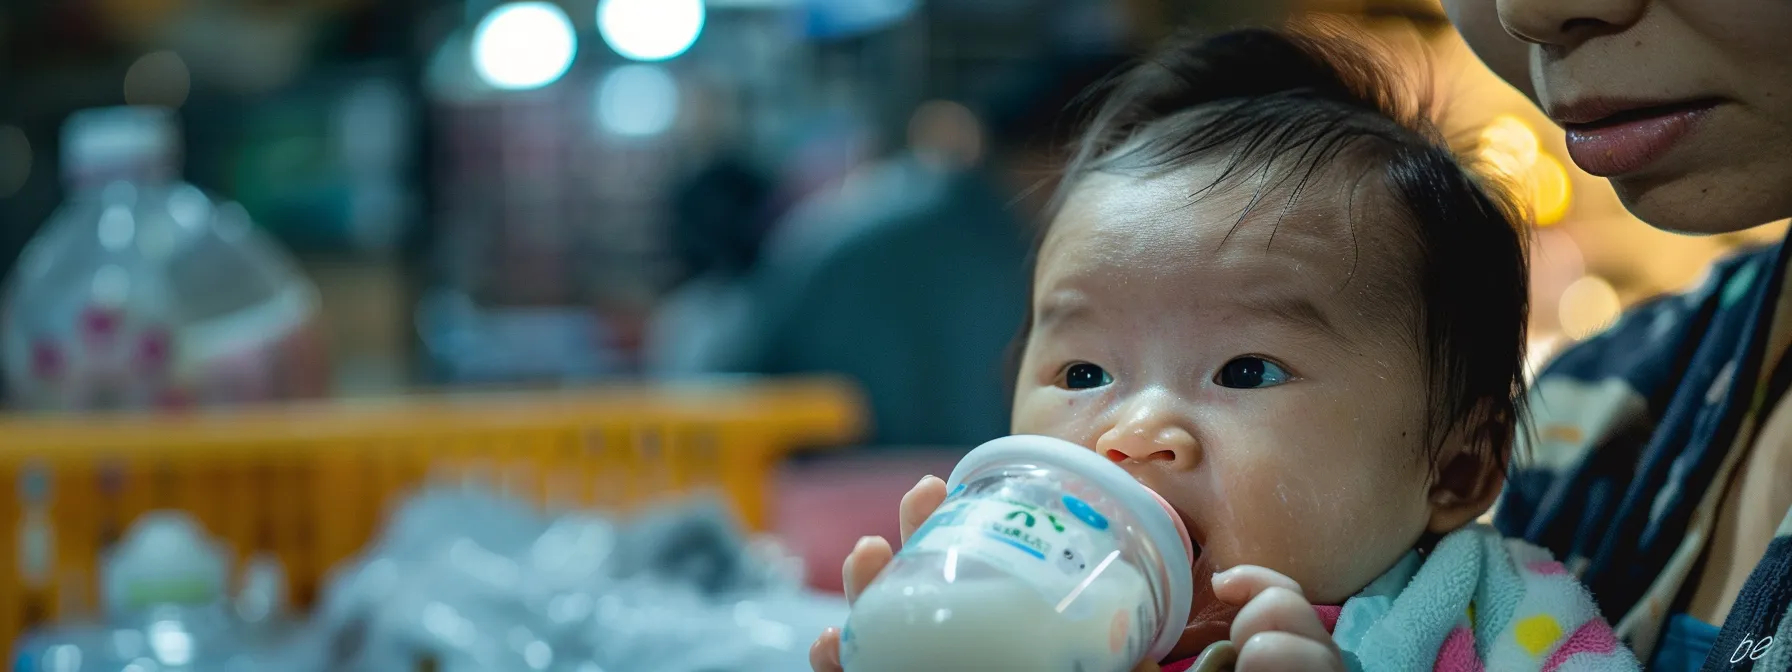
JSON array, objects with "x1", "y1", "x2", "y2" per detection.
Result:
[{"x1": 1013, "y1": 26, "x2": 1531, "y2": 472}]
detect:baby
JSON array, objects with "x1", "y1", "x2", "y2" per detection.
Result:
[{"x1": 813, "y1": 27, "x2": 1639, "y2": 672}]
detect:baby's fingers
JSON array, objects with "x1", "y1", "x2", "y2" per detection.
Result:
[
  {"x1": 898, "y1": 475, "x2": 948, "y2": 543},
  {"x1": 809, "y1": 628, "x2": 844, "y2": 672},
  {"x1": 1235, "y1": 631, "x2": 1346, "y2": 672},
  {"x1": 1211, "y1": 565, "x2": 1304, "y2": 606},
  {"x1": 1227, "y1": 586, "x2": 1335, "y2": 652},
  {"x1": 1214, "y1": 565, "x2": 1341, "y2": 668},
  {"x1": 843, "y1": 536, "x2": 894, "y2": 604}
]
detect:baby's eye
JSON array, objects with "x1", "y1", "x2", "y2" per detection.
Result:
[
  {"x1": 1214, "y1": 356, "x2": 1291, "y2": 389},
  {"x1": 1061, "y1": 363, "x2": 1113, "y2": 390}
]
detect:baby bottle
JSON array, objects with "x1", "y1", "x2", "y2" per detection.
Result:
[{"x1": 841, "y1": 435, "x2": 1194, "y2": 672}]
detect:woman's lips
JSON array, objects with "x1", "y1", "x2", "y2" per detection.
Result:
[{"x1": 1557, "y1": 99, "x2": 1718, "y2": 177}]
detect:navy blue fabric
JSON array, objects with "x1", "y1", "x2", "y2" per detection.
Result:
[
  {"x1": 1493, "y1": 242, "x2": 1792, "y2": 671},
  {"x1": 1652, "y1": 614, "x2": 1722, "y2": 672}
]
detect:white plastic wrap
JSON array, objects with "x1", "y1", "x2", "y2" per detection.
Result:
[{"x1": 307, "y1": 487, "x2": 848, "y2": 672}]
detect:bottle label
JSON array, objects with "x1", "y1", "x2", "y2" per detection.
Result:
[{"x1": 907, "y1": 492, "x2": 1127, "y2": 618}]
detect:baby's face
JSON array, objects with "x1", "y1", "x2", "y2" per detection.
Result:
[{"x1": 1013, "y1": 165, "x2": 1446, "y2": 656}]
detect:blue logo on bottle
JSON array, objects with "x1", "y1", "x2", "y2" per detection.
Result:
[
  {"x1": 1061, "y1": 494, "x2": 1108, "y2": 530},
  {"x1": 911, "y1": 501, "x2": 968, "y2": 543}
]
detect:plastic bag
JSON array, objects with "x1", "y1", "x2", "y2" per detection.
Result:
[{"x1": 309, "y1": 486, "x2": 846, "y2": 672}]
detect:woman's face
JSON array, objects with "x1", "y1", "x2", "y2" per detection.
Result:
[{"x1": 1444, "y1": 0, "x2": 1792, "y2": 234}]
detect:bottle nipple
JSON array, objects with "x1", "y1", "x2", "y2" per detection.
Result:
[{"x1": 1143, "y1": 486, "x2": 1194, "y2": 564}]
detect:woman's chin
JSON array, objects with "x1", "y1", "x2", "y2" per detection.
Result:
[{"x1": 1609, "y1": 161, "x2": 1792, "y2": 236}]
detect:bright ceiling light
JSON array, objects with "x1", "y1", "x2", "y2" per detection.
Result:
[
  {"x1": 472, "y1": 2, "x2": 578, "y2": 91},
  {"x1": 597, "y1": 0, "x2": 705, "y2": 62}
]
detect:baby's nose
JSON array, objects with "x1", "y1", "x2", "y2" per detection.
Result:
[{"x1": 1098, "y1": 423, "x2": 1198, "y2": 466}]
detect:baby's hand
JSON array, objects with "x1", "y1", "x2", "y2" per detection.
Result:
[
  {"x1": 1212, "y1": 566, "x2": 1345, "y2": 672},
  {"x1": 808, "y1": 475, "x2": 950, "y2": 672}
]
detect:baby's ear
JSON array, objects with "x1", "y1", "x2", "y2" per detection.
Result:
[{"x1": 1424, "y1": 406, "x2": 1510, "y2": 534}]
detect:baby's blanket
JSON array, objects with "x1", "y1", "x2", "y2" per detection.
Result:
[{"x1": 1330, "y1": 524, "x2": 1637, "y2": 672}]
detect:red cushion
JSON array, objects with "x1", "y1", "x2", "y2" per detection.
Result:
[{"x1": 769, "y1": 450, "x2": 966, "y2": 592}]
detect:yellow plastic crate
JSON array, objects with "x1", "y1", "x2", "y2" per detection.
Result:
[{"x1": 0, "y1": 377, "x2": 866, "y2": 646}]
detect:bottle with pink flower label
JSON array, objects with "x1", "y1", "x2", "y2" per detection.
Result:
[{"x1": 0, "y1": 106, "x2": 328, "y2": 412}]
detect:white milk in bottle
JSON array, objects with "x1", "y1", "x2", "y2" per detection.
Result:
[{"x1": 841, "y1": 435, "x2": 1194, "y2": 672}]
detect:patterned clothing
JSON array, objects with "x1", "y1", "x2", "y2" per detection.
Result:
[
  {"x1": 1160, "y1": 526, "x2": 1634, "y2": 672},
  {"x1": 1496, "y1": 242, "x2": 1792, "y2": 671},
  {"x1": 1331, "y1": 525, "x2": 1633, "y2": 671}
]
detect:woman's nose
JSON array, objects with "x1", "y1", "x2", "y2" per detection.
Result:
[
  {"x1": 1497, "y1": 0, "x2": 1645, "y2": 46},
  {"x1": 1095, "y1": 409, "x2": 1199, "y2": 468}
]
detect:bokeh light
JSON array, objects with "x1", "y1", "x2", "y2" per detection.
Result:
[
  {"x1": 1476, "y1": 115, "x2": 1573, "y2": 227},
  {"x1": 597, "y1": 0, "x2": 706, "y2": 62},
  {"x1": 123, "y1": 51, "x2": 192, "y2": 108},
  {"x1": 1476, "y1": 114, "x2": 1539, "y2": 181},
  {"x1": 1530, "y1": 228, "x2": 1587, "y2": 327},
  {"x1": 0, "y1": 126, "x2": 30, "y2": 199},
  {"x1": 595, "y1": 65, "x2": 680, "y2": 138},
  {"x1": 1559, "y1": 275, "x2": 1622, "y2": 341},
  {"x1": 1530, "y1": 153, "x2": 1573, "y2": 227},
  {"x1": 472, "y1": 2, "x2": 578, "y2": 91},
  {"x1": 908, "y1": 100, "x2": 983, "y2": 169}
]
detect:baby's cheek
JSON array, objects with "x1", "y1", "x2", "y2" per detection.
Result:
[
  {"x1": 1206, "y1": 460, "x2": 1425, "y2": 604},
  {"x1": 1011, "y1": 392, "x2": 1106, "y2": 446}
]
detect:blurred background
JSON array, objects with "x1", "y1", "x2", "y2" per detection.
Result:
[{"x1": 0, "y1": 0, "x2": 1783, "y2": 669}]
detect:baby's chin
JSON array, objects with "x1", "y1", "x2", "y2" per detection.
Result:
[{"x1": 1164, "y1": 552, "x2": 1239, "y2": 662}]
